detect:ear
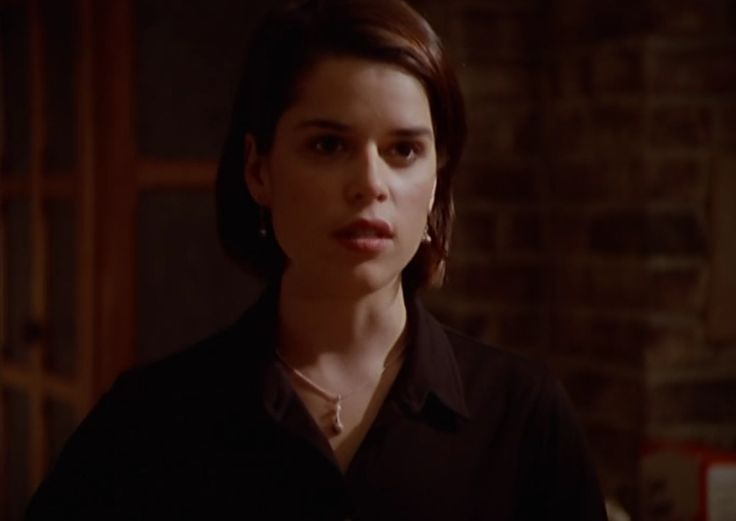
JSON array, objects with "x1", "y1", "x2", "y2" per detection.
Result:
[{"x1": 244, "y1": 134, "x2": 272, "y2": 206}]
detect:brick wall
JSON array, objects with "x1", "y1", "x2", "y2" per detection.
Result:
[{"x1": 416, "y1": 0, "x2": 736, "y2": 516}]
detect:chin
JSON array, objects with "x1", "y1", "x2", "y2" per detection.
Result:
[
  {"x1": 282, "y1": 252, "x2": 410, "y2": 297},
  {"x1": 320, "y1": 262, "x2": 404, "y2": 298},
  {"x1": 352, "y1": 268, "x2": 402, "y2": 293}
]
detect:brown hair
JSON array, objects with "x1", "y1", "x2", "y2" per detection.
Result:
[{"x1": 215, "y1": 0, "x2": 466, "y2": 293}]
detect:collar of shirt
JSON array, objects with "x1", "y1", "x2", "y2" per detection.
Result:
[{"x1": 234, "y1": 284, "x2": 471, "y2": 427}]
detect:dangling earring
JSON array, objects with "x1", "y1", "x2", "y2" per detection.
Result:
[
  {"x1": 258, "y1": 207, "x2": 268, "y2": 238},
  {"x1": 422, "y1": 222, "x2": 432, "y2": 244}
]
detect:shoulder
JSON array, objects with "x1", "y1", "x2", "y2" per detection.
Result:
[
  {"x1": 118, "y1": 286, "x2": 279, "y2": 402},
  {"x1": 439, "y1": 321, "x2": 553, "y2": 410},
  {"x1": 437, "y1": 321, "x2": 607, "y2": 518}
]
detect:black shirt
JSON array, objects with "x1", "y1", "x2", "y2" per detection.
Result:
[{"x1": 25, "y1": 288, "x2": 607, "y2": 520}]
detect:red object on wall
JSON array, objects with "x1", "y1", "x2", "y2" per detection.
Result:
[{"x1": 642, "y1": 440, "x2": 736, "y2": 521}]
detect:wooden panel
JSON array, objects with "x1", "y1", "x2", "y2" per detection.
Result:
[
  {"x1": 0, "y1": 363, "x2": 78, "y2": 403},
  {"x1": 137, "y1": 157, "x2": 215, "y2": 189},
  {"x1": 92, "y1": 0, "x2": 137, "y2": 394},
  {"x1": 0, "y1": 175, "x2": 75, "y2": 198},
  {"x1": 75, "y1": 0, "x2": 94, "y2": 413},
  {"x1": 27, "y1": 0, "x2": 49, "y2": 490}
]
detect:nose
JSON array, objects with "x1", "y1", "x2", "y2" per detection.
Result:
[{"x1": 345, "y1": 144, "x2": 388, "y2": 204}]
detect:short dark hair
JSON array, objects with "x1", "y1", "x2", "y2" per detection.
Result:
[{"x1": 215, "y1": 0, "x2": 466, "y2": 292}]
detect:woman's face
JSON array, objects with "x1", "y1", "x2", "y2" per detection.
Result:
[{"x1": 246, "y1": 57, "x2": 437, "y2": 296}]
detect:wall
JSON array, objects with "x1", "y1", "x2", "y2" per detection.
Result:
[{"x1": 417, "y1": 0, "x2": 736, "y2": 516}]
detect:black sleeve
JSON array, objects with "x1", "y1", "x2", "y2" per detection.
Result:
[
  {"x1": 519, "y1": 372, "x2": 608, "y2": 520},
  {"x1": 24, "y1": 371, "x2": 143, "y2": 521}
]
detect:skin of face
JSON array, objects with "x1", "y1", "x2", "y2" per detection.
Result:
[{"x1": 245, "y1": 57, "x2": 438, "y2": 297}]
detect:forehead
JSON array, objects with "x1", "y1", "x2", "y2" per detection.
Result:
[{"x1": 283, "y1": 56, "x2": 433, "y2": 129}]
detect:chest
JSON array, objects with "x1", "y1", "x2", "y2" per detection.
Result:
[
  {"x1": 129, "y1": 403, "x2": 530, "y2": 521},
  {"x1": 286, "y1": 351, "x2": 405, "y2": 472}
]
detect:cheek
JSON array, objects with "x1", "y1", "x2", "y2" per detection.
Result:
[{"x1": 399, "y1": 175, "x2": 437, "y2": 219}]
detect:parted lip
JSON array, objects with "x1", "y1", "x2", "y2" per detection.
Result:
[{"x1": 333, "y1": 218, "x2": 395, "y2": 239}]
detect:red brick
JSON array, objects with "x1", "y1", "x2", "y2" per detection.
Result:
[
  {"x1": 548, "y1": 159, "x2": 629, "y2": 202},
  {"x1": 592, "y1": 103, "x2": 645, "y2": 150},
  {"x1": 650, "y1": 106, "x2": 713, "y2": 148},
  {"x1": 543, "y1": 106, "x2": 594, "y2": 155},
  {"x1": 552, "y1": 313, "x2": 704, "y2": 368},
  {"x1": 549, "y1": 0, "x2": 652, "y2": 42},
  {"x1": 543, "y1": 57, "x2": 589, "y2": 99},
  {"x1": 589, "y1": 47, "x2": 645, "y2": 94},
  {"x1": 585, "y1": 1, "x2": 654, "y2": 40},
  {"x1": 447, "y1": 263, "x2": 547, "y2": 304},
  {"x1": 461, "y1": 62, "x2": 534, "y2": 101},
  {"x1": 453, "y1": 211, "x2": 497, "y2": 253},
  {"x1": 632, "y1": 158, "x2": 707, "y2": 202},
  {"x1": 708, "y1": 156, "x2": 736, "y2": 341},
  {"x1": 650, "y1": 0, "x2": 734, "y2": 36},
  {"x1": 466, "y1": 104, "x2": 537, "y2": 156},
  {"x1": 717, "y1": 105, "x2": 736, "y2": 147},
  {"x1": 495, "y1": 310, "x2": 545, "y2": 351},
  {"x1": 546, "y1": 0, "x2": 589, "y2": 44},
  {"x1": 552, "y1": 263, "x2": 707, "y2": 312},
  {"x1": 560, "y1": 369, "x2": 645, "y2": 427},
  {"x1": 652, "y1": 48, "x2": 736, "y2": 95},
  {"x1": 551, "y1": 314, "x2": 649, "y2": 366},
  {"x1": 547, "y1": 212, "x2": 589, "y2": 252},
  {"x1": 588, "y1": 210, "x2": 707, "y2": 255},
  {"x1": 498, "y1": 211, "x2": 543, "y2": 251},
  {"x1": 649, "y1": 380, "x2": 736, "y2": 422},
  {"x1": 545, "y1": 54, "x2": 590, "y2": 100},
  {"x1": 458, "y1": 9, "x2": 536, "y2": 60},
  {"x1": 644, "y1": 325, "x2": 708, "y2": 367},
  {"x1": 459, "y1": 161, "x2": 540, "y2": 202}
]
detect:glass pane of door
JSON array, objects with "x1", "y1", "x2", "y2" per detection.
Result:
[
  {"x1": 46, "y1": 199, "x2": 76, "y2": 377},
  {"x1": 0, "y1": 3, "x2": 31, "y2": 178},
  {"x1": 3, "y1": 200, "x2": 31, "y2": 365},
  {"x1": 3, "y1": 388, "x2": 30, "y2": 521}
]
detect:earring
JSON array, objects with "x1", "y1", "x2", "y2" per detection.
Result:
[
  {"x1": 422, "y1": 223, "x2": 432, "y2": 244},
  {"x1": 258, "y1": 207, "x2": 268, "y2": 238}
]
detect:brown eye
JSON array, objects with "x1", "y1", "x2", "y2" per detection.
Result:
[
  {"x1": 387, "y1": 141, "x2": 423, "y2": 165},
  {"x1": 311, "y1": 135, "x2": 345, "y2": 155}
]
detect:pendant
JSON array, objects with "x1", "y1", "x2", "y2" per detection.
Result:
[{"x1": 332, "y1": 397, "x2": 344, "y2": 434}]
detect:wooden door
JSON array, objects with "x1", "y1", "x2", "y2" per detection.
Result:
[
  {"x1": 0, "y1": 0, "x2": 136, "y2": 518},
  {"x1": 1, "y1": 0, "x2": 94, "y2": 517},
  {"x1": 1, "y1": 0, "x2": 263, "y2": 517}
]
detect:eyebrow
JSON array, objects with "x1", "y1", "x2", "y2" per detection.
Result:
[{"x1": 295, "y1": 118, "x2": 434, "y2": 139}]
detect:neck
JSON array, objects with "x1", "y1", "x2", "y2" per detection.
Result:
[{"x1": 276, "y1": 274, "x2": 408, "y2": 372}]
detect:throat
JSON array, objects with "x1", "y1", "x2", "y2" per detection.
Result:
[{"x1": 277, "y1": 276, "x2": 408, "y2": 362}]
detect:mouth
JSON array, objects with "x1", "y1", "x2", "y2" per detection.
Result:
[{"x1": 332, "y1": 218, "x2": 394, "y2": 253}]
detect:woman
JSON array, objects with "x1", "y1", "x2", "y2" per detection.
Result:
[{"x1": 26, "y1": 0, "x2": 607, "y2": 519}]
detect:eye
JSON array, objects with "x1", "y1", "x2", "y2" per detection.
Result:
[
  {"x1": 386, "y1": 141, "x2": 424, "y2": 165},
  {"x1": 309, "y1": 135, "x2": 346, "y2": 155}
]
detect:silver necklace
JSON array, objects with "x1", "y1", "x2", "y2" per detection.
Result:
[{"x1": 275, "y1": 343, "x2": 406, "y2": 435}]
